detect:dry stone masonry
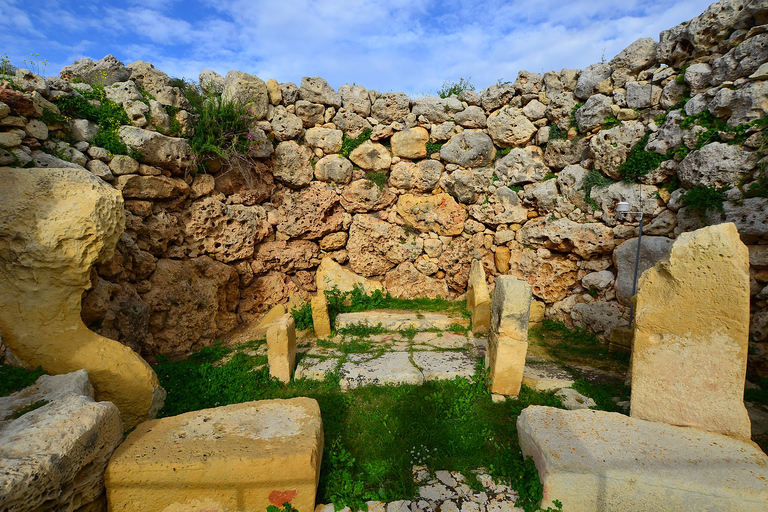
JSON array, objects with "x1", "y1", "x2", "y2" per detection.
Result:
[{"x1": 1, "y1": 0, "x2": 766, "y2": 381}]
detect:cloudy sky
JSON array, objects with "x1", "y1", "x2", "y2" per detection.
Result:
[{"x1": 1, "y1": 0, "x2": 715, "y2": 96}]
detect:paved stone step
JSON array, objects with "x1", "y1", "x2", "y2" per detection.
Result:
[
  {"x1": 335, "y1": 312, "x2": 466, "y2": 332},
  {"x1": 518, "y1": 405, "x2": 768, "y2": 512}
]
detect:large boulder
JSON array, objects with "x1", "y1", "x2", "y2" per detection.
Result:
[
  {"x1": 518, "y1": 406, "x2": 768, "y2": 511},
  {"x1": 589, "y1": 120, "x2": 645, "y2": 180},
  {"x1": 495, "y1": 147, "x2": 549, "y2": 185},
  {"x1": 677, "y1": 142, "x2": 759, "y2": 189},
  {"x1": 411, "y1": 96, "x2": 464, "y2": 123},
  {"x1": 371, "y1": 93, "x2": 410, "y2": 124},
  {"x1": 0, "y1": 168, "x2": 164, "y2": 429},
  {"x1": 340, "y1": 179, "x2": 397, "y2": 213},
  {"x1": 388, "y1": 160, "x2": 443, "y2": 193},
  {"x1": 315, "y1": 257, "x2": 384, "y2": 295},
  {"x1": 391, "y1": 127, "x2": 429, "y2": 159},
  {"x1": 0, "y1": 371, "x2": 123, "y2": 512},
  {"x1": 347, "y1": 215, "x2": 423, "y2": 277},
  {"x1": 384, "y1": 262, "x2": 449, "y2": 299},
  {"x1": 440, "y1": 130, "x2": 495, "y2": 167},
  {"x1": 222, "y1": 70, "x2": 269, "y2": 119},
  {"x1": 613, "y1": 236, "x2": 674, "y2": 305},
  {"x1": 610, "y1": 37, "x2": 657, "y2": 88},
  {"x1": 439, "y1": 167, "x2": 493, "y2": 204},
  {"x1": 631, "y1": 223, "x2": 751, "y2": 438},
  {"x1": 575, "y1": 94, "x2": 612, "y2": 132},
  {"x1": 507, "y1": 244, "x2": 578, "y2": 303},
  {"x1": 487, "y1": 276, "x2": 531, "y2": 396},
  {"x1": 59, "y1": 54, "x2": 130, "y2": 85},
  {"x1": 469, "y1": 186, "x2": 528, "y2": 226},
  {"x1": 574, "y1": 63, "x2": 612, "y2": 100},
  {"x1": 118, "y1": 126, "x2": 195, "y2": 174},
  {"x1": 272, "y1": 140, "x2": 314, "y2": 188},
  {"x1": 487, "y1": 107, "x2": 537, "y2": 148},
  {"x1": 275, "y1": 182, "x2": 345, "y2": 239},
  {"x1": 299, "y1": 76, "x2": 342, "y2": 108},
  {"x1": 516, "y1": 217, "x2": 615, "y2": 260},
  {"x1": 396, "y1": 193, "x2": 467, "y2": 236},
  {"x1": 571, "y1": 301, "x2": 626, "y2": 338}
]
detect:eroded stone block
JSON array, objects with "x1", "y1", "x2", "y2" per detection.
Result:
[
  {"x1": 311, "y1": 294, "x2": 332, "y2": 338},
  {"x1": 105, "y1": 398, "x2": 324, "y2": 512},
  {"x1": 466, "y1": 259, "x2": 491, "y2": 335},
  {"x1": 268, "y1": 313, "x2": 297, "y2": 383},
  {"x1": 486, "y1": 276, "x2": 531, "y2": 395}
]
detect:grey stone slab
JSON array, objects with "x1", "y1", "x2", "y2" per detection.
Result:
[
  {"x1": 339, "y1": 352, "x2": 423, "y2": 390},
  {"x1": 336, "y1": 311, "x2": 460, "y2": 331},
  {"x1": 412, "y1": 352, "x2": 477, "y2": 381}
]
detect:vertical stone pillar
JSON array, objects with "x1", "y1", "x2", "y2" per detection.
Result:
[
  {"x1": 487, "y1": 275, "x2": 531, "y2": 396},
  {"x1": 467, "y1": 259, "x2": 491, "y2": 335},
  {"x1": 311, "y1": 293, "x2": 332, "y2": 338},
  {"x1": 630, "y1": 223, "x2": 751, "y2": 438},
  {"x1": 267, "y1": 313, "x2": 297, "y2": 384}
]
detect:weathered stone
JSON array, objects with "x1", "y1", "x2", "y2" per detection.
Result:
[
  {"x1": 273, "y1": 140, "x2": 314, "y2": 188},
  {"x1": 0, "y1": 371, "x2": 123, "y2": 512},
  {"x1": 582, "y1": 270, "x2": 614, "y2": 290},
  {"x1": 571, "y1": 302, "x2": 626, "y2": 338},
  {"x1": 340, "y1": 179, "x2": 397, "y2": 213},
  {"x1": 454, "y1": 105, "x2": 487, "y2": 128},
  {"x1": 86, "y1": 159, "x2": 113, "y2": 180},
  {"x1": 480, "y1": 84, "x2": 515, "y2": 111},
  {"x1": 315, "y1": 154, "x2": 353, "y2": 184},
  {"x1": 631, "y1": 223, "x2": 751, "y2": 438},
  {"x1": 118, "y1": 126, "x2": 195, "y2": 174},
  {"x1": 495, "y1": 246, "x2": 511, "y2": 274},
  {"x1": 495, "y1": 147, "x2": 549, "y2": 185},
  {"x1": 315, "y1": 257, "x2": 384, "y2": 295},
  {"x1": 555, "y1": 388, "x2": 597, "y2": 410},
  {"x1": 339, "y1": 84, "x2": 371, "y2": 116},
  {"x1": 251, "y1": 240, "x2": 320, "y2": 274},
  {"x1": 300, "y1": 76, "x2": 342, "y2": 108},
  {"x1": 267, "y1": 314, "x2": 297, "y2": 383},
  {"x1": 646, "y1": 110, "x2": 684, "y2": 155},
  {"x1": 487, "y1": 276, "x2": 531, "y2": 396},
  {"x1": 487, "y1": 107, "x2": 537, "y2": 148},
  {"x1": 0, "y1": 168, "x2": 164, "y2": 429},
  {"x1": 589, "y1": 181, "x2": 660, "y2": 216},
  {"x1": 275, "y1": 182, "x2": 345, "y2": 239},
  {"x1": 589, "y1": 120, "x2": 645, "y2": 179},
  {"x1": 371, "y1": 93, "x2": 410, "y2": 124},
  {"x1": 391, "y1": 127, "x2": 429, "y2": 159},
  {"x1": 523, "y1": 180, "x2": 558, "y2": 213},
  {"x1": 311, "y1": 294, "x2": 332, "y2": 338},
  {"x1": 575, "y1": 94, "x2": 612, "y2": 132},
  {"x1": 439, "y1": 131, "x2": 494, "y2": 167},
  {"x1": 347, "y1": 215, "x2": 422, "y2": 277},
  {"x1": 575, "y1": 63, "x2": 612, "y2": 100},
  {"x1": 677, "y1": 198, "x2": 768, "y2": 240},
  {"x1": 517, "y1": 217, "x2": 614, "y2": 259},
  {"x1": 678, "y1": 142, "x2": 759, "y2": 188},
  {"x1": 411, "y1": 96, "x2": 464, "y2": 123},
  {"x1": 384, "y1": 262, "x2": 449, "y2": 299},
  {"x1": 331, "y1": 111, "x2": 372, "y2": 139},
  {"x1": 610, "y1": 37, "x2": 657, "y2": 88},
  {"x1": 518, "y1": 406, "x2": 768, "y2": 512},
  {"x1": 222, "y1": 70, "x2": 269, "y2": 120},
  {"x1": 625, "y1": 82, "x2": 662, "y2": 109},
  {"x1": 27, "y1": 149, "x2": 85, "y2": 171},
  {"x1": 214, "y1": 160, "x2": 275, "y2": 204},
  {"x1": 271, "y1": 106, "x2": 305, "y2": 141},
  {"x1": 613, "y1": 236, "x2": 674, "y2": 305},
  {"x1": 397, "y1": 193, "x2": 467, "y2": 236},
  {"x1": 305, "y1": 127, "x2": 343, "y2": 154},
  {"x1": 60, "y1": 54, "x2": 130, "y2": 85},
  {"x1": 430, "y1": 121, "x2": 462, "y2": 142},
  {"x1": 469, "y1": 186, "x2": 528, "y2": 226},
  {"x1": 544, "y1": 138, "x2": 590, "y2": 170},
  {"x1": 106, "y1": 398, "x2": 323, "y2": 512},
  {"x1": 439, "y1": 167, "x2": 493, "y2": 204},
  {"x1": 467, "y1": 259, "x2": 491, "y2": 335},
  {"x1": 142, "y1": 257, "x2": 239, "y2": 357},
  {"x1": 708, "y1": 80, "x2": 768, "y2": 127},
  {"x1": 238, "y1": 274, "x2": 303, "y2": 322},
  {"x1": 67, "y1": 118, "x2": 99, "y2": 142},
  {"x1": 388, "y1": 160, "x2": 443, "y2": 193},
  {"x1": 349, "y1": 140, "x2": 391, "y2": 171},
  {"x1": 114, "y1": 175, "x2": 189, "y2": 200},
  {"x1": 712, "y1": 33, "x2": 768, "y2": 84},
  {"x1": 507, "y1": 244, "x2": 578, "y2": 303},
  {"x1": 438, "y1": 234, "x2": 493, "y2": 293}
]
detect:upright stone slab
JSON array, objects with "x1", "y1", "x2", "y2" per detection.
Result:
[
  {"x1": 518, "y1": 406, "x2": 768, "y2": 512},
  {"x1": 311, "y1": 294, "x2": 332, "y2": 338},
  {"x1": 631, "y1": 223, "x2": 751, "y2": 438},
  {"x1": 105, "y1": 398, "x2": 324, "y2": 512},
  {"x1": 487, "y1": 276, "x2": 531, "y2": 396},
  {"x1": 0, "y1": 167, "x2": 164, "y2": 429},
  {"x1": 466, "y1": 259, "x2": 491, "y2": 334},
  {"x1": 268, "y1": 313, "x2": 297, "y2": 383}
]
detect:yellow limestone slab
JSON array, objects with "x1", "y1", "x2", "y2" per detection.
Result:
[
  {"x1": 487, "y1": 275, "x2": 531, "y2": 396},
  {"x1": 0, "y1": 167, "x2": 164, "y2": 429},
  {"x1": 466, "y1": 259, "x2": 491, "y2": 335},
  {"x1": 311, "y1": 294, "x2": 332, "y2": 338},
  {"x1": 268, "y1": 314, "x2": 297, "y2": 383},
  {"x1": 106, "y1": 398, "x2": 324, "y2": 512},
  {"x1": 631, "y1": 223, "x2": 752, "y2": 438}
]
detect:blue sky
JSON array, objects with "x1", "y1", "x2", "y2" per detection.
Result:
[{"x1": 1, "y1": 0, "x2": 715, "y2": 96}]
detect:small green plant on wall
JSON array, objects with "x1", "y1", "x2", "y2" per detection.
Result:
[{"x1": 438, "y1": 77, "x2": 474, "y2": 99}]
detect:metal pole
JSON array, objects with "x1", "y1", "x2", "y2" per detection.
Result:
[{"x1": 628, "y1": 211, "x2": 644, "y2": 327}]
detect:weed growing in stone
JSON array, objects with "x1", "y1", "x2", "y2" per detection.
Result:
[
  {"x1": 291, "y1": 302, "x2": 314, "y2": 330},
  {"x1": 581, "y1": 170, "x2": 614, "y2": 210},
  {"x1": 618, "y1": 134, "x2": 672, "y2": 182},
  {"x1": 437, "y1": 77, "x2": 474, "y2": 99},
  {"x1": 681, "y1": 185, "x2": 728, "y2": 223},
  {"x1": 425, "y1": 140, "x2": 444, "y2": 155},
  {"x1": 367, "y1": 170, "x2": 388, "y2": 189},
  {"x1": 339, "y1": 129, "x2": 372, "y2": 158}
]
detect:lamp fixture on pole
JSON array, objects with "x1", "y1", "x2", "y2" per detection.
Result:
[{"x1": 616, "y1": 202, "x2": 644, "y2": 328}]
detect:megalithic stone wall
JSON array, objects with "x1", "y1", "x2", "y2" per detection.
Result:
[
  {"x1": 630, "y1": 222, "x2": 751, "y2": 438},
  {"x1": 487, "y1": 275, "x2": 532, "y2": 396},
  {"x1": 0, "y1": 167, "x2": 165, "y2": 430}
]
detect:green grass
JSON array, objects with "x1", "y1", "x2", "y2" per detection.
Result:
[
  {"x1": 189, "y1": 96, "x2": 264, "y2": 165},
  {"x1": 528, "y1": 320, "x2": 629, "y2": 371},
  {"x1": 155, "y1": 345, "x2": 564, "y2": 512},
  {"x1": 0, "y1": 364, "x2": 46, "y2": 396},
  {"x1": 425, "y1": 141, "x2": 444, "y2": 155}
]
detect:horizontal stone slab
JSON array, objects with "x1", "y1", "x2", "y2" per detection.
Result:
[
  {"x1": 335, "y1": 311, "x2": 463, "y2": 332},
  {"x1": 518, "y1": 406, "x2": 768, "y2": 512},
  {"x1": 106, "y1": 398, "x2": 323, "y2": 512}
]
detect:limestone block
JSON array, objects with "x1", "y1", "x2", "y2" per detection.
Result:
[
  {"x1": 467, "y1": 259, "x2": 491, "y2": 335},
  {"x1": 315, "y1": 257, "x2": 384, "y2": 295},
  {"x1": 311, "y1": 294, "x2": 332, "y2": 338},
  {"x1": 1, "y1": 377, "x2": 123, "y2": 512},
  {"x1": 391, "y1": 127, "x2": 429, "y2": 159},
  {"x1": 518, "y1": 406, "x2": 768, "y2": 512},
  {"x1": 631, "y1": 223, "x2": 752, "y2": 438},
  {"x1": 106, "y1": 398, "x2": 324, "y2": 512},
  {"x1": 528, "y1": 300, "x2": 545, "y2": 326},
  {"x1": 396, "y1": 193, "x2": 467, "y2": 236},
  {"x1": 487, "y1": 276, "x2": 531, "y2": 396},
  {"x1": 0, "y1": 168, "x2": 164, "y2": 429},
  {"x1": 268, "y1": 314, "x2": 297, "y2": 384}
]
